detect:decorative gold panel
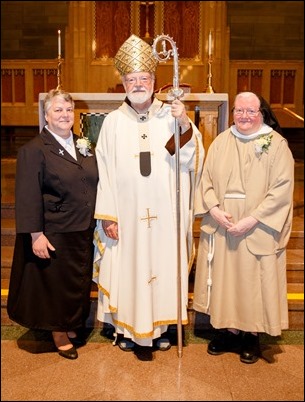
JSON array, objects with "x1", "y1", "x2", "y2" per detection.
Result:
[
  {"x1": 93, "y1": 1, "x2": 203, "y2": 62},
  {"x1": 162, "y1": 1, "x2": 201, "y2": 60},
  {"x1": 94, "y1": 1, "x2": 132, "y2": 60}
]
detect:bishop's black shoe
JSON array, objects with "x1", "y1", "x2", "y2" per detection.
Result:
[
  {"x1": 240, "y1": 332, "x2": 260, "y2": 364},
  {"x1": 207, "y1": 330, "x2": 242, "y2": 355}
]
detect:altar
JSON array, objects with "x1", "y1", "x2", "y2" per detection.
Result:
[{"x1": 38, "y1": 93, "x2": 229, "y2": 150}]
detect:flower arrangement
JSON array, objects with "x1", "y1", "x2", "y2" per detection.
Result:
[
  {"x1": 254, "y1": 134, "x2": 273, "y2": 158},
  {"x1": 76, "y1": 137, "x2": 92, "y2": 157}
]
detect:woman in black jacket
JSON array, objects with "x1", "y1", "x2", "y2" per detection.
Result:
[{"x1": 7, "y1": 89, "x2": 98, "y2": 360}]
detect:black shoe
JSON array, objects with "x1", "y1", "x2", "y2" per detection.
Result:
[
  {"x1": 117, "y1": 338, "x2": 135, "y2": 352},
  {"x1": 208, "y1": 330, "x2": 242, "y2": 355},
  {"x1": 240, "y1": 332, "x2": 260, "y2": 364},
  {"x1": 101, "y1": 323, "x2": 115, "y2": 340},
  {"x1": 58, "y1": 345, "x2": 78, "y2": 360},
  {"x1": 155, "y1": 338, "x2": 171, "y2": 351},
  {"x1": 68, "y1": 336, "x2": 86, "y2": 347}
]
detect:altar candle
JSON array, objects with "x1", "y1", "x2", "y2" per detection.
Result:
[
  {"x1": 208, "y1": 31, "x2": 212, "y2": 56},
  {"x1": 58, "y1": 30, "x2": 61, "y2": 57}
]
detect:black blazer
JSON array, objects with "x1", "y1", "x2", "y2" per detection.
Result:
[{"x1": 15, "y1": 127, "x2": 99, "y2": 234}]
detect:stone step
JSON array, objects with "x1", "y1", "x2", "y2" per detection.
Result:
[
  {"x1": 1, "y1": 204, "x2": 15, "y2": 220},
  {"x1": 1, "y1": 218, "x2": 15, "y2": 246}
]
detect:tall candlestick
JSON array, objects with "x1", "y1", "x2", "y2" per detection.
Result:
[
  {"x1": 208, "y1": 31, "x2": 212, "y2": 57},
  {"x1": 58, "y1": 30, "x2": 61, "y2": 58},
  {"x1": 205, "y1": 31, "x2": 215, "y2": 93}
]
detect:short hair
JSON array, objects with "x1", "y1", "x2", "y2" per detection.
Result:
[
  {"x1": 234, "y1": 91, "x2": 283, "y2": 134},
  {"x1": 43, "y1": 89, "x2": 75, "y2": 114}
]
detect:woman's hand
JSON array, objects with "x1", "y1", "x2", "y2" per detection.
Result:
[
  {"x1": 31, "y1": 232, "x2": 55, "y2": 259},
  {"x1": 227, "y1": 216, "x2": 258, "y2": 236},
  {"x1": 209, "y1": 206, "x2": 234, "y2": 230}
]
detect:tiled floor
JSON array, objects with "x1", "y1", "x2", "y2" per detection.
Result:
[
  {"x1": 1, "y1": 136, "x2": 304, "y2": 401},
  {"x1": 1, "y1": 324, "x2": 304, "y2": 401}
]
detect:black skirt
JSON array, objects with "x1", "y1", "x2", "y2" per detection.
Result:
[{"x1": 7, "y1": 229, "x2": 94, "y2": 331}]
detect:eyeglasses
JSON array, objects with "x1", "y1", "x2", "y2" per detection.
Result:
[
  {"x1": 124, "y1": 76, "x2": 152, "y2": 86},
  {"x1": 233, "y1": 108, "x2": 261, "y2": 117}
]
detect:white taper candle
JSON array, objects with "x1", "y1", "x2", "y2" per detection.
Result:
[
  {"x1": 58, "y1": 30, "x2": 61, "y2": 58},
  {"x1": 208, "y1": 31, "x2": 212, "y2": 56}
]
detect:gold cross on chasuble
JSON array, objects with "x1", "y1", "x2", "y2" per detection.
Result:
[{"x1": 141, "y1": 208, "x2": 157, "y2": 228}]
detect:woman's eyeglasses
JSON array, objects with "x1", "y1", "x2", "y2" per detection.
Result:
[{"x1": 233, "y1": 108, "x2": 261, "y2": 117}]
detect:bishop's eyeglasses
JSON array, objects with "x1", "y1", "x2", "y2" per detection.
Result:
[{"x1": 124, "y1": 76, "x2": 152, "y2": 86}]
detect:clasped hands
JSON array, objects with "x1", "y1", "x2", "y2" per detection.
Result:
[{"x1": 209, "y1": 206, "x2": 258, "y2": 236}]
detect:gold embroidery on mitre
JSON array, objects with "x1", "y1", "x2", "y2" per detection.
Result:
[{"x1": 114, "y1": 34, "x2": 158, "y2": 76}]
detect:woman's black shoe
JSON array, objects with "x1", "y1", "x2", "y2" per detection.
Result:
[
  {"x1": 58, "y1": 345, "x2": 78, "y2": 360},
  {"x1": 208, "y1": 330, "x2": 242, "y2": 355},
  {"x1": 240, "y1": 332, "x2": 260, "y2": 364},
  {"x1": 68, "y1": 336, "x2": 86, "y2": 347}
]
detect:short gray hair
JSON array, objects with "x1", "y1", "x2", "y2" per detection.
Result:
[{"x1": 43, "y1": 89, "x2": 75, "y2": 113}]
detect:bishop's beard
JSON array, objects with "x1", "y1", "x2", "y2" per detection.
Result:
[{"x1": 127, "y1": 88, "x2": 153, "y2": 104}]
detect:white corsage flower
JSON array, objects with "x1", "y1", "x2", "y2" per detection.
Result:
[
  {"x1": 76, "y1": 137, "x2": 92, "y2": 157},
  {"x1": 254, "y1": 134, "x2": 273, "y2": 158}
]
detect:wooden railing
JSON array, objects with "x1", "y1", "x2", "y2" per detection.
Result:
[
  {"x1": 229, "y1": 60, "x2": 304, "y2": 117},
  {"x1": 1, "y1": 59, "x2": 304, "y2": 128},
  {"x1": 283, "y1": 108, "x2": 304, "y2": 123},
  {"x1": 1, "y1": 60, "x2": 59, "y2": 126}
]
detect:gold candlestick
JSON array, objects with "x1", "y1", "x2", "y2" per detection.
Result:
[
  {"x1": 205, "y1": 55, "x2": 214, "y2": 93},
  {"x1": 56, "y1": 56, "x2": 63, "y2": 90}
]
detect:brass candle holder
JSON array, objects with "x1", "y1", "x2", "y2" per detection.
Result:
[
  {"x1": 56, "y1": 55, "x2": 63, "y2": 90},
  {"x1": 205, "y1": 55, "x2": 215, "y2": 93}
]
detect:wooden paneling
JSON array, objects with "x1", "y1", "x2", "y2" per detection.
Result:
[
  {"x1": 1, "y1": 60, "x2": 59, "y2": 127},
  {"x1": 1, "y1": 60, "x2": 303, "y2": 128},
  {"x1": 1, "y1": 70, "x2": 25, "y2": 104},
  {"x1": 14, "y1": 71, "x2": 25, "y2": 103},
  {"x1": 283, "y1": 71, "x2": 295, "y2": 104},
  {"x1": 270, "y1": 71, "x2": 282, "y2": 104},
  {"x1": 1, "y1": 71, "x2": 13, "y2": 103},
  {"x1": 229, "y1": 61, "x2": 304, "y2": 114}
]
